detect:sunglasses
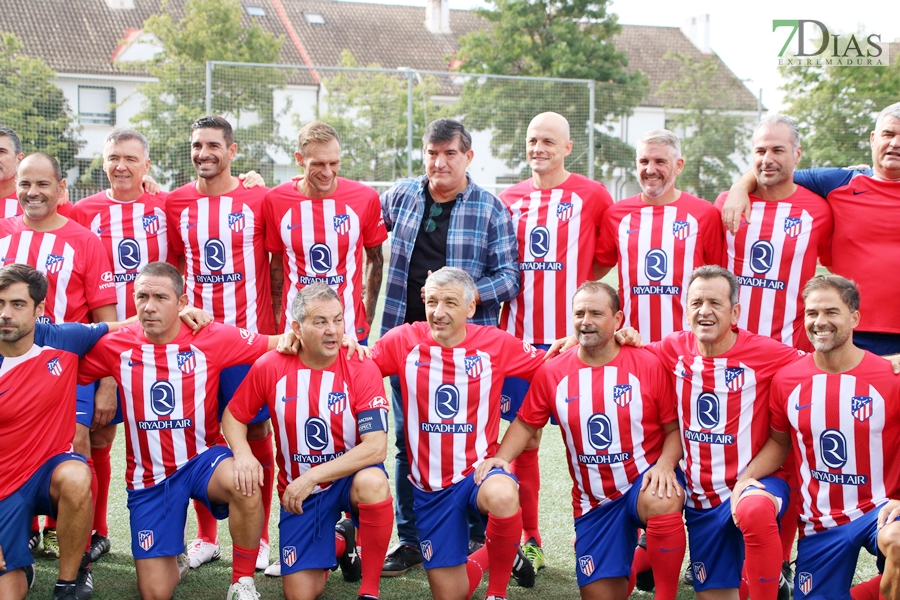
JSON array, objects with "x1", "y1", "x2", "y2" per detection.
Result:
[{"x1": 424, "y1": 202, "x2": 443, "y2": 233}]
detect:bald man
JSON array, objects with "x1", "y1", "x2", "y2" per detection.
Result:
[{"x1": 498, "y1": 112, "x2": 614, "y2": 570}]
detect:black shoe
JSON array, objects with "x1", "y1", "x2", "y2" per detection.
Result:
[
  {"x1": 782, "y1": 560, "x2": 794, "y2": 590},
  {"x1": 51, "y1": 584, "x2": 77, "y2": 600},
  {"x1": 683, "y1": 565, "x2": 694, "y2": 586},
  {"x1": 637, "y1": 530, "x2": 647, "y2": 550},
  {"x1": 468, "y1": 538, "x2": 485, "y2": 555},
  {"x1": 634, "y1": 531, "x2": 654, "y2": 592},
  {"x1": 778, "y1": 566, "x2": 792, "y2": 600},
  {"x1": 88, "y1": 533, "x2": 111, "y2": 563},
  {"x1": 382, "y1": 544, "x2": 423, "y2": 577},
  {"x1": 28, "y1": 530, "x2": 41, "y2": 553},
  {"x1": 335, "y1": 518, "x2": 361, "y2": 583},
  {"x1": 75, "y1": 558, "x2": 94, "y2": 600},
  {"x1": 24, "y1": 564, "x2": 35, "y2": 589},
  {"x1": 511, "y1": 547, "x2": 535, "y2": 588},
  {"x1": 358, "y1": 596, "x2": 378, "y2": 600}
]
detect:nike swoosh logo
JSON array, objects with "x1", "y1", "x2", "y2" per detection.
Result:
[
  {"x1": 795, "y1": 403, "x2": 812, "y2": 410},
  {"x1": 281, "y1": 395, "x2": 299, "y2": 402},
  {"x1": 0, "y1": 389, "x2": 9, "y2": 397},
  {"x1": 565, "y1": 395, "x2": 581, "y2": 403},
  {"x1": 128, "y1": 360, "x2": 140, "y2": 367},
  {"x1": 0, "y1": 257, "x2": 14, "y2": 263},
  {"x1": 626, "y1": 228, "x2": 640, "y2": 234},
  {"x1": 760, "y1": 576, "x2": 779, "y2": 582},
  {"x1": 852, "y1": 190, "x2": 869, "y2": 195},
  {"x1": 96, "y1": 227, "x2": 109, "y2": 234},
  {"x1": 414, "y1": 361, "x2": 430, "y2": 367},
  {"x1": 660, "y1": 547, "x2": 682, "y2": 553},
  {"x1": 210, "y1": 454, "x2": 225, "y2": 468},
  {"x1": 186, "y1": 222, "x2": 199, "y2": 229},
  {"x1": 681, "y1": 370, "x2": 691, "y2": 377},
  {"x1": 287, "y1": 223, "x2": 303, "y2": 230}
]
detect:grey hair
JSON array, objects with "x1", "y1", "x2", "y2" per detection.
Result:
[
  {"x1": 425, "y1": 267, "x2": 476, "y2": 305},
  {"x1": 689, "y1": 265, "x2": 739, "y2": 306},
  {"x1": 638, "y1": 129, "x2": 681, "y2": 158},
  {"x1": 291, "y1": 282, "x2": 340, "y2": 323},
  {"x1": 137, "y1": 261, "x2": 184, "y2": 296},
  {"x1": 802, "y1": 274, "x2": 860, "y2": 313},
  {"x1": 755, "y1": 115, "x2": 801, "y2": 151},
  {"x1": 105, "y1": 129, "x2": 150, "y2": 158},
  {"x1": 0, "y1": 127, "x2": 22, "y2": 155},
  {"x1": 876, "y1": 102, "x2": 900, "y2": 130}
]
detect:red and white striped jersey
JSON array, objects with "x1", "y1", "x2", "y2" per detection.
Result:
[
  {"x1": 71, "y1": 191, "x2": 173, "y2": 320},
  {"x1": 166, "y1": 181, "x2": 275, "y2": 334},
  {"x1": 498, "y1": 174, "x2": 613, "y2": 344},
  {"x1": 770, "y1": 352, "x2": 900, "y2": 537},
  {"x1": 77, "y1": 322, "x2": 268, "y2": 490},
  {"x1": 596, "y1": 193, "x2": 725, "y2": 342},
  {"x1": 2, "y1": 195, "x2": 73, "y2": 218},
  {"x1": 650, "y1": 329, "x2": 804, "y2": 509},
  {"x1": 715, "y1": 187, "x2": 833, "y2": 351},
  {"x1": 263, "y1": 178, "x2": 387, "y2": 338},
  {"x1": 371, "y1": 321, "x2": 546, "y2": 492},
  {"x1": 0, "y1": 217, "x2": 116, "y2": 324},
  {"x1": 229, "y1": 351, "x2": 389, "y2": 499},
  {"x1": 518, "y1": 345, "x2": 676, "y2": 517}
]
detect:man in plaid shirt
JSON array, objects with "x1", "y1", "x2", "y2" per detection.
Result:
[{"x1": 379, "y1": 118, "x2": 520, "y2": 578}]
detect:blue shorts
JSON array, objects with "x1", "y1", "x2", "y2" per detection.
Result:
[
  {"x1": 684, "y1": 476, "x2": 790, "y2": 591},
  {"x1": 126, "y1": 446, "x2": 232, "y2": 559},
  {"x1": 500, "y1": 344, "x2": 554, "y2": 423},
  {"x1": 0, "y1": 452, "x2": 87, "y2": 575},
  {"x1": 794, "y1": 509, "x2": 885, "y2": 600},
  {"x1": 412, "y1": 469, "x2": 514, "y2": 569},
  {"x1": 75, "y1": 383, "x2": 123, "y2": 428},
  {"x1": 278, "y1": 464, "x2": 386, "y2": 575},
  {"x1": 574, "y1": 465, "x2": 685, "y2": 586},
  {"x1": 218, "y1": 364, "x2": 269, "y2": 424}
]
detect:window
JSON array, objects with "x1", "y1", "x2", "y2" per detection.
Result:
[
  {"x1": 78, "y1": 86, "x2": 116, "y2": 125},
  {"x1": 245, "y1": 4, "x2": 265, "y2": 17},
  {"x1": 303, "y1": 12, "x2": 325, "y2": 24}
]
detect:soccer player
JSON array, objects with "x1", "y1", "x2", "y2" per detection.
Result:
[
  {"x1": 370, "y1": 267, "x2": 543, "y2": 600},
  {"x1": 265, "y1": 121, "x2": 386, "y2": 337},
  {"x1": 379, "y1": 119, "x2": 519, "y2": 576},
  {"x1": 165, "y1": 115, "x2": 276, "y2": 570},
  {"x1": 736, "y1": 274, "x2": 900, "y2": 599},
  {"x1": 223, "y1": 282, "x2": 393, "y2": 600},
  {"x1": 595, "y1": 129, "x2": 725, "y2": 343},
  {"x1": 497, "y1": 112, "x2": 614, "y2": 569},
  {"x1": 2, "y1": 152, "x2": 118, "y2": 560},
  {"x1": 481, "y1": 280, "x2": 685, "y2": 600},
  {"x1": 76, "y1": 262, "x2": 284, "y2": 600},
  {"x1": 715, "y1": 115, "x2": 833, "y2": 351},
  {"x1": 723, "y1": 102, "x2": 900, "y2": 356},
  {"x1": 0, "y1": 127, "x2": 24, "y2": 216},
  {"x1": 0, "y1": 264, "x2": 108, "y2": 600}
]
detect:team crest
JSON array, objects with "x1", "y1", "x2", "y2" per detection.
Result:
[
  {"x1": 45, "y1": 253, "x2": 65, "y2": 275},
  {"x1": 784, "y1": 216, "x2": 802, "y2": 238},
  {"x1": 142, "y1": 215, "x2": 160, "y2": 235},
  {"x1": 328, "y1": 391, "x2": 348, "y2": 415},
  {"x1": 851, "y1": 395, "x2": 873, "y2": 422},
  {"x1": 333, "y1": 214, "x2": 351, "y2": 235},
  {"x1": 420, "y1": 540, "x2": 433, "y2": 562},
  {"x1": 500, "y1": 394, "x2": 511, "y2": 414},
  {"x1": 578, "y1": 555, "x2": 594, "y2": 577},
  {"x1": 138, "y1": 530, "x2": 154, "y2": 551},
  {"x1": 47, "y1": 357, "x2": 63, "y2": 377},
  {"x1": 228, "y1": 212, "x2": 245, "y2": 233},
  {"x1": 798, "y1": 572, "x2": 813, "y2": 595},
  {"x1": 725, "y1": 368, "x2": 745, "y2": 392},
  {"x1": 613, "y1": 384, "x2": 633, "y2": 407},
  {"x1": 556, "y1": 202, "x2": 574, "y2": 222},
  {"x1": 282, "y1": 546, "x2": 297, "y2": 567},
  {"x1": 177, "y1": 351, "x2": 196, "y2": 374},
  {"x1": 692, "y1": 562, "x2": 707, "y2": 584},
  {"x1": 465, "y1": 355, "x2": 483, "y2": 378},
  {"x1": 673, "y1": 221, "x2": 691, "y2": 241}
]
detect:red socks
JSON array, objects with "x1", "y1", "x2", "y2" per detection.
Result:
[
  {"x1": 735, "y1": 494, "x2": 782, "y2": 600},
  {"x1": 357, "y1": 498, "x2": 394, "y2": 598},
  {"x1": 92, "y1": 444, "x2": 112, "y2": 537},
  {"x1": 231, "y1": 543, "x2": 257, "y2": 583},
  {"x1": 467, "y1": 546, "x2": 489, "y2": 597},
  {"x1": 247, "y1": 433, "x2": 275, "y2": 544},
  {"x1": 627, "y1": 543, "x2": 652, "y2": 596},
  {"x1": 645, "y1": 513, "x2": 685, "y2": 600},
  {"x1": 511, "y1": 448, "x2": 541, "y2": 546},
  {"x1": 850, "y1": 575, "x2": 883, "y2": 600},
  {"x1": 194, "y1": 500, "x2": 219, "y2": 543},
  {"x1": 485, "y1": 510, "x2": 523, "y2": 598}
]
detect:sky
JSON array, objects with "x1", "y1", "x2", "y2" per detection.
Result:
[{"x1": 339, "y1": 0, "x2": 898, "y2": 113}]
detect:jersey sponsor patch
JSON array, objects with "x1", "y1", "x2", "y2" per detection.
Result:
[
  {"x1": 45, "y1": 253, "x2": 65, "y2": 274},
  {"x1": 579, "y1": 555, "x2": 594, "y2": 577},
  {"x1": 673, "y1": 220, "x2": 690, "y2": 241},
  {"x1": 328, "y1": 391, "x2": 348, "y2": 415},
  {"x1": 47, "y1": 357, "x2": 63, "y2": 376},
  {"x1": 556, "y1": 201, "x2": 573, "y2": 222},
  {"x1": 465, "y1": 355, "x2": 483, "y2": 379},
  {"x1": 368, "y1": 396, "x2": 389, "y2": 410},
  {"x1": 725, "y1": 367, "x2": 745, "y2": 392},
  {"x1": 142, "y1": 215, "x2": 160, "y2": 235},
  {"x1": 852, "y1": 395, "x2": 873, "y2": 422},
  {"x1": 333, "y1": 214, "x2": 351, "y2": 235},
  {"x1": 613, "y1": 384, "x2": 633, "y2": 407},
  {"x1": 228, "y1": 212, "x2": 245, "y2": 233},
  {"x1": 784, "y1": 216, "x2": 802, "y2": 238},
  {"x1": 177, "y1": 351, "x2": 196, "y2": 374},
  {"x1": 138, "y1": 530, "x2": 154, "y2": 551}
]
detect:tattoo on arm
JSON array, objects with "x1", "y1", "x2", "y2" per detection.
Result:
[
  {"x1": 365, "y1": 245, "x2": 384, "y2": 326},
  {"x1": 270, "y1": 256, "x2": 284, "y2": 331}
]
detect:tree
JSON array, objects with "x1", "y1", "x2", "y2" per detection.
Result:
[
  {"x1": 454, "y1": 0, "x2": 647, "y2": 179},
  {"x1": 779, "y1": 34, "x2": 900, "y2": 168},
  {"x1": 658, "y1": 52, "x2": 752, "y2": 202},
  {"x1": 132, "y1": 0, "x2": 287, "y2": 187},
  {"x1": 0, "y1": 32, "x2": 83, "y2": 171}
]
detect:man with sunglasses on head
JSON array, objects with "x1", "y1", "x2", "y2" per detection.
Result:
[{"x1": 378, "y1": 118, "x2": 520, "y2": 578}]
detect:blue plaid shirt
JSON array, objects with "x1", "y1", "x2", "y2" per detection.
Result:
[{"x1": 379, "y1": 174, "x2": 519, "y2": 335}]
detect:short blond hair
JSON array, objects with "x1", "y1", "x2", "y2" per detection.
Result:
[{"x1": 297, "y1": 121, "x2": 340, "y2": 155}]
